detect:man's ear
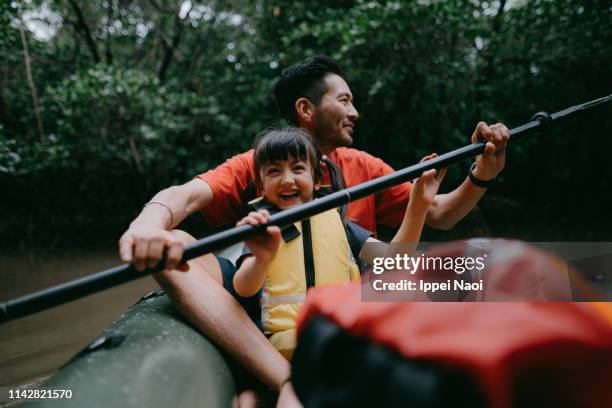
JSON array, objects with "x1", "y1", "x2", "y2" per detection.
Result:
[{"x1": 295, "y1": 97, "x2": 316, "y2": 125}]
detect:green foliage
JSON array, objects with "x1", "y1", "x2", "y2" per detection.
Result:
[
  {"x1": 250, "y1": 0, "x2": 612, "y2": 239},
  {"x1": 42, "y1": 66, "x2": 203, "y2": 178},
  {"x1": 1, "y1": 0, "x2": 611, "y2": 247}
]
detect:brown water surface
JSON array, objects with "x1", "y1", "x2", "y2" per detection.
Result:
[{"x1": 0, "y1": 250, "x2": 159, "y2": 387}]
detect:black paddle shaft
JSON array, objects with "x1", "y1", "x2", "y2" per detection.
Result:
[{"x1": 1, "y1": 94, "x2": 610, "y2": 324}]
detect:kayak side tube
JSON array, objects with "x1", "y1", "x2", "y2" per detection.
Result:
[{"x1": 28, "y1": 291, "x2": 236, "y2": 408}]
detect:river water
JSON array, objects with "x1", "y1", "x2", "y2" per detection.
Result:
[
  {"x1": 0, "y1": 249, "x2": 159, "y2": 388},
  {"x1": 1, "y1": 244, "x2": 610, "y2": 407}
]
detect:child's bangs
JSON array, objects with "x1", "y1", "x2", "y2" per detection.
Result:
[{"x1": 258, "y1": 130, "x2": 311, "y2": 164}]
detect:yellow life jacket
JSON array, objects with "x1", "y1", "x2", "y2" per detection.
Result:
[{"x1": 250, "y1": 199, "x2": 361, "y2": 360}]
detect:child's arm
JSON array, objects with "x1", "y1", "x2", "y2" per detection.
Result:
[
  {"x1": 359, "y1": 154, "x2": 446, "y2": 263},
  {"x1": 392, "y1": 154, "x2": 446, "y2": 245},
  {"x1": 233, "y1": 210, "x2": 281, "y2": 297}
]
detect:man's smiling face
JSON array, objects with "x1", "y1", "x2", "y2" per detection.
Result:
[{"x1": 311, "y1": 74, "x2": 359, "y2": 154}]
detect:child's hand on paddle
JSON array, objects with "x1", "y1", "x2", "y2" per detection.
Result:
[
  {"x1": 411, "y1": 153, "x2": 446, "y2": 210},
  {"x1": 237, "y1": 209, "x2": 281, "y2": 264}
]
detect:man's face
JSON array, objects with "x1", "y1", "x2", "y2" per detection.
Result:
[{"x1": 312, "y1": 74, "x2": 359, "y2": 153}]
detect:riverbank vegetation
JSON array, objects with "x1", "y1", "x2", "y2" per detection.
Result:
[{"x1": 1, "y1": 0, "x2": 611, "y2": 249}]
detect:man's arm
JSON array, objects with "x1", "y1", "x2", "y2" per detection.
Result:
[
  {"x1": 426, "y1": 122, "x2": 509, "y2": 230},
  {"x1": 118, "y1": 179, "x2": 213, "y2": 271},
  {"x1": 119, "y1": 150, "x2": 256, "y2": 270},
  {"x1": 425, "y1": 180, "x2": 486, "y2": 230}
]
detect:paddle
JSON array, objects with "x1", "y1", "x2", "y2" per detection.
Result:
[{"x1": 1, "y1": 95, "x2": 610, "y2": 324}]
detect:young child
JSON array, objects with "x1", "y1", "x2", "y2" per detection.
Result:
[{"x1": 231, "y1": 127, "x2": 445, "y2": 360}]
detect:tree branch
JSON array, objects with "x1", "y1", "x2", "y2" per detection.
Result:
[
  {"x1": 128, "y1": 136, "x2": 144, "y2": 174},
  {"x1": 67, "y1": 0, "x2": 100, "y2": 63},
  {"x1": 148, "y1": 0, "x2": 164, "y2": 13},
  {"x1": 157, "y1": 4, "x2": 191, "y2": 83},
  {"x1": 0, "y1": 64, "x2": 8, "y2": 126},
  {"x1": 105, "y1": 0, "x2": 114, "y2": 64},
  {"x1": 493, "y1": 0, "x2": 507, "y2": 33},
  {"x1": 72, "y1": 28, "x2": 81, "y2": 69},
  {"x1": 18, "y1": 25, "x2": 45, "y2": 152},
  {"x1": 475, "y1": 0, "x2": 507, "y2": 113}
]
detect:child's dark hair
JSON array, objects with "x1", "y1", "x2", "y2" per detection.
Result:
[{"x1": 253, "y1": 127, "x2": 346, "y2": 210}]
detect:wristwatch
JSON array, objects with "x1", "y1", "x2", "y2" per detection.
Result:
[{"x1": 469, "y1": 162, "x2": 496, "y2": 188}]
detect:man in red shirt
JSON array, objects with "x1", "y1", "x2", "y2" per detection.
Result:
[{"x1": 119, "y1": 55, "x2": 508, "y2": 404}]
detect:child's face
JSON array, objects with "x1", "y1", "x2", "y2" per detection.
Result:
[{"x1": 260, "y1": 156, "x2": 319, "y2": 210}]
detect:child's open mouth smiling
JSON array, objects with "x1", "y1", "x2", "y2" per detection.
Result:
[{"x1": 279, "y1": 191, "x2": 301, "y2": 203}]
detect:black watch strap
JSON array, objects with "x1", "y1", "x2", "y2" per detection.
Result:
[{"x1": 469, "y1": 162, "x2": 495, "y2": 188}]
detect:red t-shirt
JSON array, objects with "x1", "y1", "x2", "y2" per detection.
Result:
[{"x1": 196, "y1": 148, "x2": 412, "y2": 235}]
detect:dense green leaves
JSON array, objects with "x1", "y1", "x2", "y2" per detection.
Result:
[{"x1": 1, "y1": 0, "x2": 611, "y2": 247}]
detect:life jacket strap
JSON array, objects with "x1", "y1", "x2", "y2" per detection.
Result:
[
  {"x1": 302, "y1": 218, "x2": 316, "y2": 288},
  {"x1": 262, "y1": 293, "x2": 306, "y2": 306}
]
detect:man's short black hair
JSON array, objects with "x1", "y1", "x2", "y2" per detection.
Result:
[{"x1": 274, "y1": 55, "x2": 343, "y2": 126}]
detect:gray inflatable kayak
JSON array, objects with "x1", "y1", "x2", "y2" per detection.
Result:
[{"x1": 26, "y1": 291, "x2": 236, "y2": 407}]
